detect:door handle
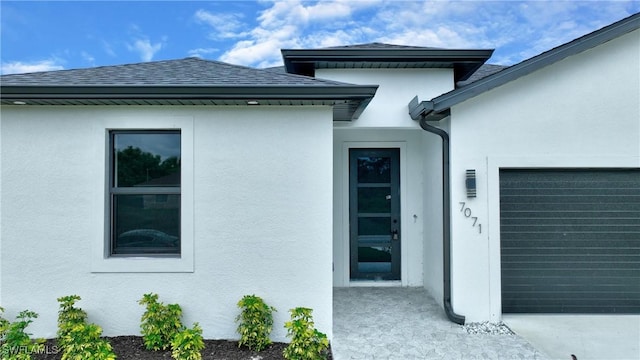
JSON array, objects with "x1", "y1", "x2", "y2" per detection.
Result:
[{"x1": 391, "y1": 229, "x2": 399, "y2": 240}]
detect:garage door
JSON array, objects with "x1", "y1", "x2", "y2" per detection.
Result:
[{"x1": 500, "y1": 169, "x2": 640, "y2": 313}]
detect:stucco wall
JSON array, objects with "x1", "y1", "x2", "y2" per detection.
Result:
[
  {"x1": 447, "y1": 29, "x2": 640, "y2": 322},
  {"x1": 0, "y1": 105, "x2": 334, "y2": 341},
  {"x1": 317, "y1": 68, "x2": 454, "y2": 129}
]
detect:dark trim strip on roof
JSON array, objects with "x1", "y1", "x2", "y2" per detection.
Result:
[
  {"x1": 1, "y1": 84, "x2": 379, "y2": 121},
  {"x1": 411, "y1": 12, "x2": 640, "y2": 118},
  {"x1": 1, "y1": 85, "x2": 378, "y2": 99},
  {"x1": 281, "y1": 48, "x2": 494, "y2": 82},
  {"x1": 282, "y1": 48, "x2": 494, "y2": 61}
]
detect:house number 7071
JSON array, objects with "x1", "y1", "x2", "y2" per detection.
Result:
[{"x1": 459, "y1": 202, "x2": 482, "y2": 234}]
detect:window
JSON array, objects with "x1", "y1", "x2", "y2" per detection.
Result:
[{"x1": 109, "y1": 131, "x2": 181, "y2": 256}]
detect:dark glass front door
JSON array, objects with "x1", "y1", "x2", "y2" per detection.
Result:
[{"x1": 349, "y1": 148, "x2": 400, "y2": 280}]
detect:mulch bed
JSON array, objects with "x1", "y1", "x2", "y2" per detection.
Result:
[{"x1": 32, "y1": 336, "x2": 333, "y2": 360}]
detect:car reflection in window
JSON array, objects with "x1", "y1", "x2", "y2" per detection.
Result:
[{"x1": 117, "y1": 229, "x2": 179, "y2": 249}]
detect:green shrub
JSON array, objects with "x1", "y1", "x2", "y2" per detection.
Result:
[
  {"x1": 56, "y1": 295, "x2": 88, "y2": 351},
  {"x1": 236, "y1": 294, "x2": 276, "y2": 351},
  {"x1": 283, "y1": 307, "x2": 329, "y2": 360},
  {"x1": 0, "y1": 307, "x2": 9, "y2": 338},
  {"x1": 0, "y1": 308, "x2": 45, "y2": 360},
  {"x1": 60, "y1": 322, "x2": 116, "y2": 360},
  {"x1": 170, "y1": 322, "x2": 204, "y2": 360},
  {"x1": 139, "y1": 293, "x2": 184, "y2": 351},
  {"x1": 56, "y1": 295, "x2": 116, "y2": 360}
]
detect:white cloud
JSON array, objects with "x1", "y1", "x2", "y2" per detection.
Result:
[
  {"x1": 188, "y1": 47, "x2": 220, "y2": 58},
  {"x1": 202, "y1": 0, "x2": 640, "y2": 68},
  {"x1": 216, "y1": 0, "x2": 382, "y2": 67},
  {"x1": 127, "y1": 38, "x2": 164, "y2": 62},
  {"x1": 194, "y1": 9, "x2": 249, "y2": 39},
  {"x1": 81, "y1": 51, "x2": 96, "y2": 66},
  {"x1": 220, "y1": 36, "x2": 294, "y2": 68},
  {"x1": 1, "y1": 59, "x2": 64, "y2": 75},
  {"x1": 102, "y1": 40, "x2": 117, "y2": 57}
]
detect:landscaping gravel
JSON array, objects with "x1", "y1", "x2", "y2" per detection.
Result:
[{"x1": 462, "y1": 321, "x2": 516, "y2": 335}]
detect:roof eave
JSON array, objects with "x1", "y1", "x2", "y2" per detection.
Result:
[
  {"x1": 1, "y1": 84, "x2": 379, "y2": 121},
  {"x1": 281, "y1": 48, "x2": 494, "y2": 80},
  {"x1": 0, "y1": 84, "x2": 377, "y2": 98}
]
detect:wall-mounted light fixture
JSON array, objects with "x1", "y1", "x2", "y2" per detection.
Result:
[{"x1": 466, "y1": 169, "x2": 476, "y2": 198}]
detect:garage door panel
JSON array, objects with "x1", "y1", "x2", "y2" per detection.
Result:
[
  {"x1": 502, "y1": 196, "x2": 640, "y2": 205},
  {"x1": 501, "y1": 202, "x2": 640, "y2": 212},
  {"x1": 501, "y1": 217, "x2": 640, "y2": 226},
  {"x1": 502, "y1": 225, "x2": 640, "y2": 233},
  {"x1": 503, "y1": 282, "x2": 635, "y2": 292},
  {"x1": 502, "y1": 254, "x2": 640, "y2": 264},
  {"x1": 503, "y1": 243, "x2": 639, "y2": 253},
  {"x1": 502, "y1": 232, "x2": 640, "y2": 241},
  {"x1": 500, "y1": 169, "x2": 640, "y2": 314},
  {"x1": 502, "y1": 268, "x2": 640, "y2": 277},
  {"x1": 502, "y1": 248, "x2": 639, "y2": 256},
  {"x1": 503, "y1": 291, "x2": 640, "y2": 302},
  {"x1": 500, "y1": 210, "x2": 640, "y2": 219},
  {"x1": 502, "y1": 301, "x2": 639, "y2": 314}
]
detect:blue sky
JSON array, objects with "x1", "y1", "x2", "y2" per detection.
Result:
[{"x1": 1, "y1": 1, "x2": 639, "y2": 74}]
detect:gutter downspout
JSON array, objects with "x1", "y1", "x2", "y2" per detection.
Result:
[{"x1": 410, "y1": 97, "x2": 465, "y2": 325}]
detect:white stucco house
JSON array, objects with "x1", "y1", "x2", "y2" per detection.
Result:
[{"x1": 1, "y1": 13, "x2": 638, "y2": 341}]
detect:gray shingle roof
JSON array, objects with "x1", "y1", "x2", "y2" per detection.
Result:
[
  {"x1": 456, "y1": 64, "x2": 508, "y2": 87},
  {"x1": 0, "y1": 57, "x2": 378, "y2": 121},
  {"x1": 0, "y1": 57, "x2": 350, "y2": 87}
]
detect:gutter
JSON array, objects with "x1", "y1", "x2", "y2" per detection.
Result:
[
  {"x1": 0, "y1": 84, "x2": 378, "y2": 100},
  {"x1": 0, "y1": 84, "x2": 378, "y2": 121},
  {"x1": 408, "y1": 96, "x2": 465, "y2": 325}
]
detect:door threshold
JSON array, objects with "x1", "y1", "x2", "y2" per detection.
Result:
[{"x1": 349, "y1": 280, "x2": 402, "y2": 287}]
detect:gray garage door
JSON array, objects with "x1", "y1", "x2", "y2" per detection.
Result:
[{"x1": 500, "y1": 169, "x2": 640, "y2": 313}]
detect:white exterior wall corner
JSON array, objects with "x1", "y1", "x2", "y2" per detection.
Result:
[
  {"x1": 0, "y1": 105, "x2": 334, "y2": 341},
  {"x1": 447, "y1": 28, "x2": 640, "y2": 322},
  {"x1": 316, "y1": 68, "x2": 454, "y2": 128}
]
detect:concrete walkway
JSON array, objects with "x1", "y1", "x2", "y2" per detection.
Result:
[
  {"x1": 332, "y1": 287, "x2": 549, "y2": 360},
  {"x1": 503, "y1": 314, "x2": 640, "y2": 360}
]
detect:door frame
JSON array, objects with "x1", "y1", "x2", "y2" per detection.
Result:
[{"x1": 341, "y1": 142, "x2": 408, "y2": 286}]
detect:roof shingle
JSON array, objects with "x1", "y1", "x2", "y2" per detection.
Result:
[{"x1": 0, "y1": 57, "x2": 352, "y2": 87}]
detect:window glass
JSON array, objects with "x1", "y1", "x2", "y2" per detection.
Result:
[
  {"x1": 112, "y1": 194, "x2": 180, "y2": 254},
  {"x1": 110, "y1": 131, "x2": 180, "y2": 256},
  {"x1": 114, "y1": 133, "x2": 180, "y2": 187}
]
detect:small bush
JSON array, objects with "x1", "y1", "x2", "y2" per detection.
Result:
[
  {"x1": 60, "y1": 322, "x2": 116, "y2": 360},
  {"x1": 283, "y1": 307, "x2": 329, "y2": 360},
  {"x1": 0, "y1": 308, "x2": 45, "y2": 360},
  {"x1": 171, "y1": 322, "x2": 205, "y2": 360},
  {"x1": 56, "y1": 295, "x2": 116, "y2": 360},
  {"x1": 0, "y1": 307, "x2": 9, "y2": 337},
  {"x1": 236, "y1": 294, "x2": 276, "y2": 351},
  {"x1": 56, "y1": 295, "x2": 88, "y2": 351},
  {"x1": 139, "y1": 293, "x2": 184, "y2": 351}
]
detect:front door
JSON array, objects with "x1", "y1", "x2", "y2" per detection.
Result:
[{"x1": 349, "y1": 148, "x2": 400, "y2": 280}]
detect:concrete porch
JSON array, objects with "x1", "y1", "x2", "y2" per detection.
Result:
[{"x1": 331, "y1": 287, "x2": 549, "y2": 359}]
